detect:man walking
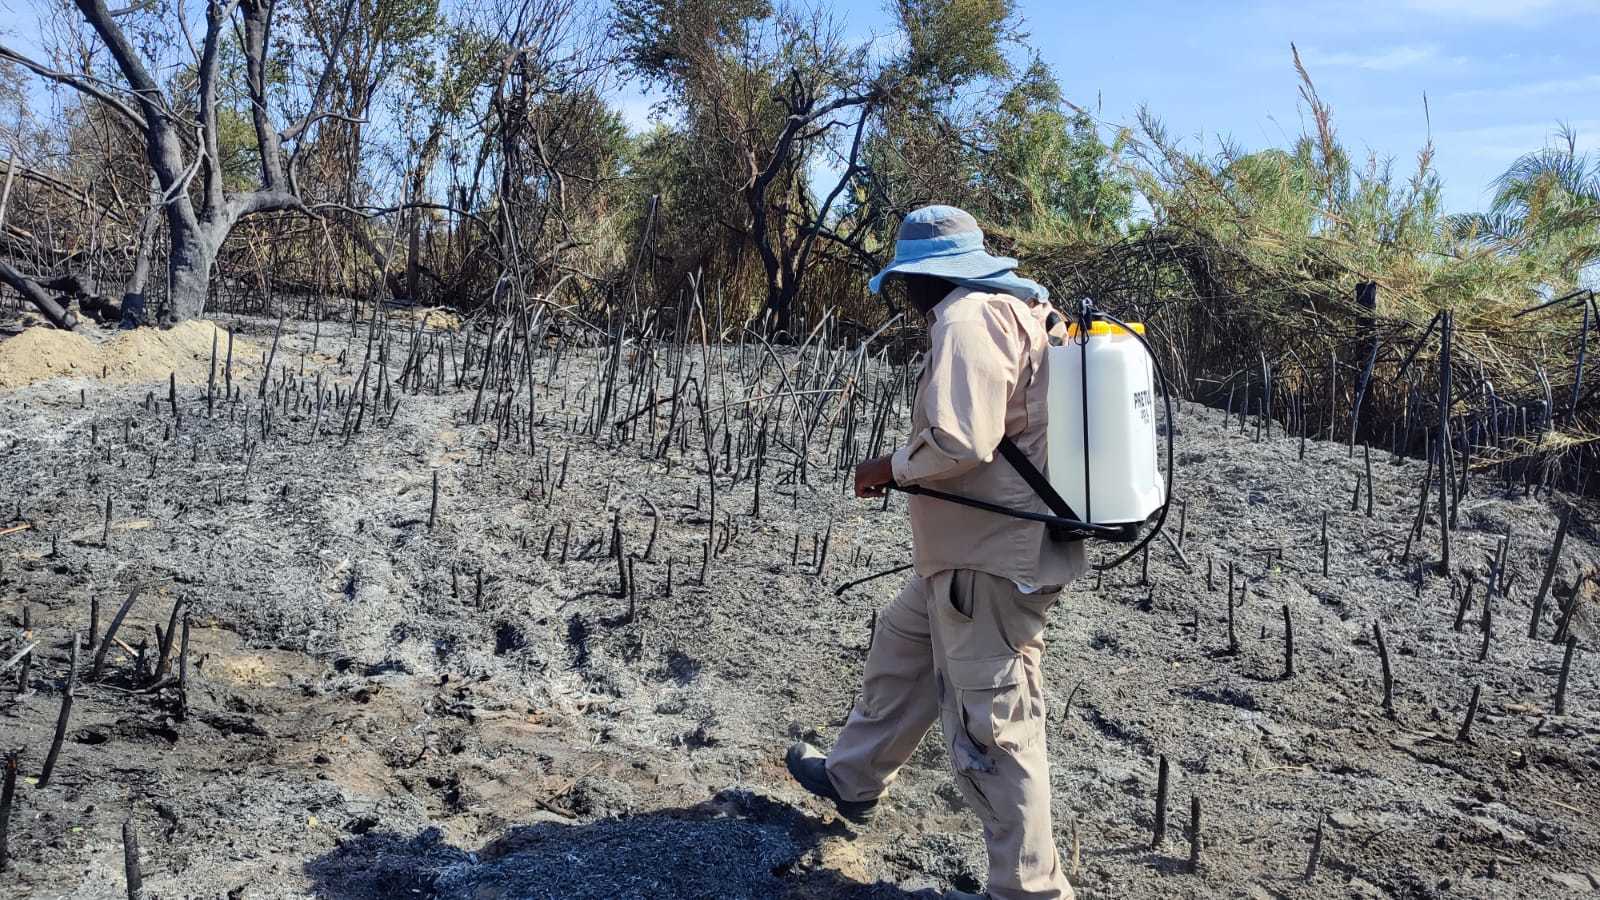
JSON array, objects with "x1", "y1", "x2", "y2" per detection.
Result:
[{"x1": 787, "y1": 206, "x2": 1083, "y2": 900}]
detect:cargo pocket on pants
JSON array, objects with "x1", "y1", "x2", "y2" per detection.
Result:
[
  {"x1": 944, "y1": 654, "x2": 1028, "y2": 822},
  {"x1": 945, "y1": 654, "x2": 1029, "y2": 766}
]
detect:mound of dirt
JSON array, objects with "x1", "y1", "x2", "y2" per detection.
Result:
[
  {"x1": 0, "y1": 320, "x2": 257, "y2": 389},
  {"x1": 387, "y1": 305, "x2": 463, "y2": 331},
  {"x1": 420, "y1": 308, "x2": 462, "y2": 331}
]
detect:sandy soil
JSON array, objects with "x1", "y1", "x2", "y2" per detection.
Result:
[
  {"x1": 0, "y1": 321, "x2": 257, "y2": 390},
  {"x1": 0, "y1": 312, "x2": 1596, "y2": 899}
]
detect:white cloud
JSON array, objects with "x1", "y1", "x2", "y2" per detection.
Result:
[
  {"x1": 1300, "y1": 44, "x2": 1441, "y2": 71},
  {"x1": 1436, "y1": 118, "x2": 1600, "y2": 160},
  {"x1": 1449, "y1": 74, "x2": 1600, "y2": 101},
  {"x1": 1400, "y1": 0, "x2": 1599, "y2": 23}
]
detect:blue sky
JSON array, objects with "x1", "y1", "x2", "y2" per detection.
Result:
[{"x1": 617, "y1": 0, "x2": 1600, "y2": 215}]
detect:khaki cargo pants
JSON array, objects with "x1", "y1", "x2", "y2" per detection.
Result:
[{"x1": 826, "y1": 570, "x2": 1073, "y2": 900}]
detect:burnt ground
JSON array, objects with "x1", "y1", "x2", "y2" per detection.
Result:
[{"x1": 0, "y1": 311, "x2": 1597, "y2": 900}]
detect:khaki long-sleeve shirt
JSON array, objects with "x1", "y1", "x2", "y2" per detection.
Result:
[{"x1": 890, "y1": 287, "x2": 1087, "y2": 587}]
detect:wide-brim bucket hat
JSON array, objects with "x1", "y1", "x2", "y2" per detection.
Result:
[{"x1": 867, "y1": 205, "x2": 1019, "y2": 293}]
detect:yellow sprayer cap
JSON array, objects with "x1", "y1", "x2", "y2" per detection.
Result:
[{"x1": 1066, "y1": 320, "x2": 1145, "y2": 338}]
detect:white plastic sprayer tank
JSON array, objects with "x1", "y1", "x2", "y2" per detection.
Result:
[{"x1": 1045, "y1": 320, "x2": 1165, "y2": 525}]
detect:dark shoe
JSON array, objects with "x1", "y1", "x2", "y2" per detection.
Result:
[{"x1": 785, "y1": 741, "x2": 878, "y2": 824}]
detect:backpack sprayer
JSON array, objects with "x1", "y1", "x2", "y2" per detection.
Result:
[{"x1": 890, "y1": 299, "x2": 1174, "y2": 571}]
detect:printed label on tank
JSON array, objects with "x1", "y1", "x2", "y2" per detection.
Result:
[{"x1": 1132, "y1": 389, "x2": 1153, "y2": 424}]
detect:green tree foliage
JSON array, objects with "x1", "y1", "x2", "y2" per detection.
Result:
[
  {"x1": 893, "y1": 0, "x2": 1017, "y2": 90},
  {"x1": 978, "y1": 59, "x2": 1131, "y2": 240},
  {"x1": 1448, "y1": 126, "x2": 1599, "y2": 283},
  {"x1": 614, "y1": 0, "x2": 773, "y2": 84},
  {"x1": 612, "y1": 0, "x2": 1031, "y2": 328}
]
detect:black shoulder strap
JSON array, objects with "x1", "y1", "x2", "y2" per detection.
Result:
[{"x1": 996, "y1": 436, "x2": 1083, "y2": 522}]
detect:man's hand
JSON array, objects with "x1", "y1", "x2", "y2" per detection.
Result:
[{"x1": 854, "y1": 454, "x2": 895, "y2": 498}]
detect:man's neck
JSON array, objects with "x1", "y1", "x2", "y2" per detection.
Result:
[{"x1": 907, "y1": 276, "x2": 956, "y2": 317}]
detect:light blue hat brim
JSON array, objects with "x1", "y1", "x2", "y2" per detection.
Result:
[{"x1": 868, "y1": 231, "x2": 1021, "y2": 294}]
